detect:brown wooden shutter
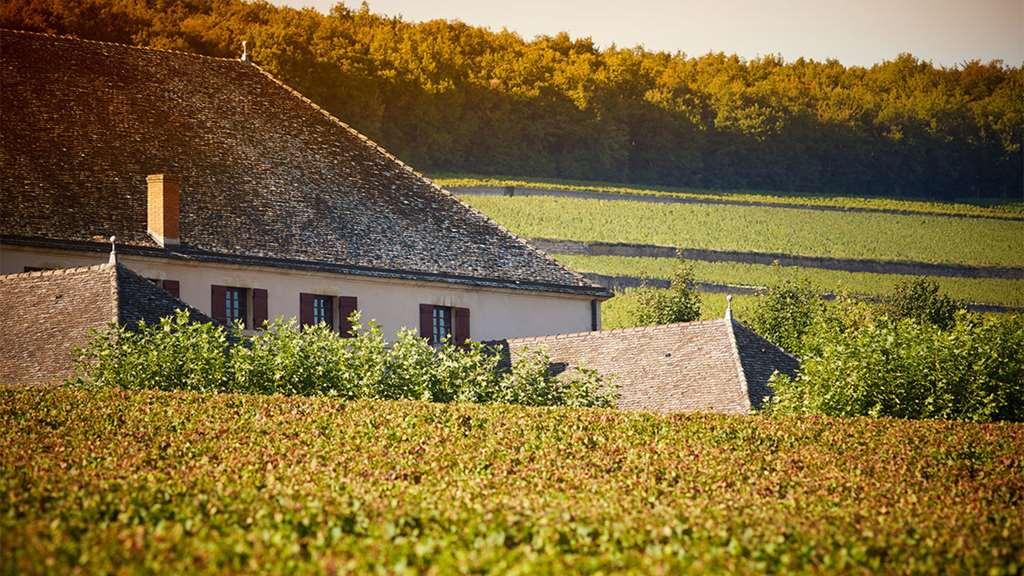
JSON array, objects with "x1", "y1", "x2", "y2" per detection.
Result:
[
  {"x1": 211, "y1": 285, "x2": 227, "y2": 325},
  {"x1": 453, "y1": 307, "x2": 470, "y2": 345},
  {"x1": 419, "y1": 304, "x2": 433, "y2": 343},
  {"x1": 338, "y1": 296, "x2": 358, "y2": 337},
  {"x1": 160, "y1": 280, "x2": 180, "y2": 299},
  {"x1": 252, "y1": 288, "x2": 268, "y2": 328},
  {"x1": 299, "y1": 293, "x2": 315, "y2": 327}
]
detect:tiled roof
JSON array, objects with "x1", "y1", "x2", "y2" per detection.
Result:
[
  {"x1": 0, "y1": 263, "x2": 210, "y2": 385},
  {"x1": 497, "y1": 319, "x2": 799, "y2": 413},
  {"x1": 0, "y1": 29, "x2": 607, "y2": 298}
]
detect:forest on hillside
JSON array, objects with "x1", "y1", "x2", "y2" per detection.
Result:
[{"x1": 3, "y1": 0, "x2": 1022, "y2": 199}]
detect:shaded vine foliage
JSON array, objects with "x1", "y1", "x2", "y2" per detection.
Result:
[
  {"x1": 2, "y1": 0, "x2": 1021, "y2": 199},
  {"x1": 72, "y1": 311, "x2": 618, "y2": 408}
]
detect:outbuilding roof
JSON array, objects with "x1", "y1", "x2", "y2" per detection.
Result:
[
  {"x1": 0, "y1": 262, "x2": 211, "y2": 385},
  {"x1": 0, "y1": 29, "x2": 607, "y2": 298},
  {"x1": 497, "y1": 319, "x2": 799, "y2": 413}
]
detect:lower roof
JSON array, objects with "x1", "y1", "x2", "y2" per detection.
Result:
[
  {"x1": 0, "y1": 262, "x2": 209, "y2": 385},
  {"x1": 496, "y1": 319, "x2": 799, "y2": 413}
]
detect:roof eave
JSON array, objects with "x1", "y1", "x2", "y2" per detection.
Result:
[{"x1": 2, "y1": 236, "x2": 612, "y2": 299}]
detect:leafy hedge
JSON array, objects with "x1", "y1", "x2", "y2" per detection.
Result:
[
  {"x1": 2, "y1": 387, "x2": 1021, "y2": 573},
  {"x1": 72, "y1": 311, "x2": 616, "y2": 408},
  {"x1": 766, "y1": 311, "x2": 1024, "y2": 422},
  {"x1": 750, "y1": 279, "x2": 1024, "y2": 421}
]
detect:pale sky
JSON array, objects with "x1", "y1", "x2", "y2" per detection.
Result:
[{"x1": 271, "y1": 0, "x2": 1023, "y2": 67}]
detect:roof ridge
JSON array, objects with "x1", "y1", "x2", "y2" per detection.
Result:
[
  {"x1": 723, "y1": 318, "x2": 753, "y2": 412},
  {"x1": 507, "y1": 318, "x2": 729, "y2": 345},
  {"x1": 247, "y1": 61, "x2": 601, "y2": 293},
  {"x1": 0, "y1": 262, "x2": 113, "y2": 281},
  {"x1": 109, "y1": 262, "x2": 123, "y2": 324},
  {"x1": 0, "y1": 27, "x2": 243, "y2": 63}
]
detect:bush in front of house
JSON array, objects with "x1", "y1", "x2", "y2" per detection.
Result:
[{"x1": 72, "y1": 310, "x2": 617, "y2": 409}]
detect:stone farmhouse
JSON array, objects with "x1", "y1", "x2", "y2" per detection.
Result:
[{"x1": 0, "y1": 29, "x2": 608, "y2": 350}]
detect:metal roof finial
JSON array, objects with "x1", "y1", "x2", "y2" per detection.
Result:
[
  {"x1": 241, "y1": 40, "x2": 249, "y2": 62},
  {"x1": 108, "y1": 235, "x2": 117, "y2": 265},
  {"x1": 725, "y1": 294, "x2": 733, "y2": 321}
]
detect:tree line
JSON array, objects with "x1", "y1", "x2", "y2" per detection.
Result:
[{"x1": 3, "y1": 0, "x2": 1022, "y2": 199}]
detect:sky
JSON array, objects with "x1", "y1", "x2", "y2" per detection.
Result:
[{"x1": 270, "y1": 0, "x2": 1023, "y2": 67}]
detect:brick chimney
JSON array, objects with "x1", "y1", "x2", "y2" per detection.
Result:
[{"x1": 147, "y1": 174, "x2": 180, "y2": 247}]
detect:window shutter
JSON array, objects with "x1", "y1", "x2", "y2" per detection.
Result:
[
  {"x1": 161, "y1": 280, "x2": 180, "y2": 299},
  {"x1": 211, "y1": 285, "x2": 227, "y2": 325},
  {"x1": 299, "y1": 293, "x2": 315, "y2": 327},
  {"x1": 419, "y1": 304, "x2": 433, "y2": 343},
  {"x1": 338, "y1": 296, "x2": 358, "y2": 337},
  {"x1": 252, "y1": 289, "x2": 268, "y2": 328},
  {"x1": 453, "y1": 307, "x2": 470, "y2": 345}
]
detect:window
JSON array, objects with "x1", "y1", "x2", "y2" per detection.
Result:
[
  {"x1": 312, "y1": 295, "x2": 333, "y2": 328},
  {"x1": 300, "y1": 293, "x2": 335, "y2": 329},
  {"x1": 432, "y1": 306, "x2": 452, "y2": 345},
  {"x1": 225, "y1": 287, "x2": 247, "y2": 327},
  {"x1": 420, "y1": 304, "x2": 469, "y2": 346},
  {"x1": 212, "y1": 286, "x2": 266, "y2": 329},
  {"x1": 148, "y1": 278, "x2": 180, "y2": 298}
]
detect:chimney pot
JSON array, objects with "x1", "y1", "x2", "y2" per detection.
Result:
[{"x1": 147, "y1": 174, "x2": 181, "y2": 247}]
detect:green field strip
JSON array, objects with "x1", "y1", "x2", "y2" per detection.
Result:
[
  {"x1": 438, "y1": 174, "x2": 1024, "y2": 219},
  {"x1": 558, "y1": 255, "x2": 1024, "y2": 308},
  {"x1": 461, "y1": 195, "x2": 1024, "y2": 268}
]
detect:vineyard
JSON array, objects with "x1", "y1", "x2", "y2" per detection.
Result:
[
  {"x1": 440, "y1": 175, "x2": 1024, "y2": 219},
  {"x1": 2, "y1": 386, "x2": 1021, "y2": 574},
  {"x1": 556, "y1": 255, "x2": 1024, "y2": 308},
  {"x1": 461, "y1": 195, "x2": 1024, "y2": 268}
]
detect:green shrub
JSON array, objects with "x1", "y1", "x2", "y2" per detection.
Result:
[
  {"x1": 74, "y1": 310, "x2": 231, "y2": 392},
  {"x1": 229, "y1": 320, "x2": 353, "y2": 397},
  {"x1": 494, "y1": 349, "x2": 617, "y2": 408},
  {"x1": 765, "y1": 312, "x2": 1024, "y2": 421},
  {"x1": 631, "y1": 258, "x2": 701, "y2": 326},
  {"x1": 72, "y1": 311, "x2": 616, "y2": 409},
  {"x1": 881, "y1": 277, "x2": 965, "y2": 329},
  {"x1": 747, "y1": 279, "x2": 824, "y2": 356}
]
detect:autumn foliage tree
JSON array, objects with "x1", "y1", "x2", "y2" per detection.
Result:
[{"x1": 2, "y1": 0, "x2": 1021, "y2": 199}]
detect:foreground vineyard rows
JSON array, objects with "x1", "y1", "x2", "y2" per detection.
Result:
[{"x1": 2, "y1": 387, "x2": 1022, "y2": 574}]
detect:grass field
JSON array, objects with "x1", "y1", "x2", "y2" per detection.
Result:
[
  {"x1": 438, "y1": 174, "x2": 1024, "y2": 218},
  {"x1": 557, "y1": 255, "x2": 1024, "y2": 308},
  {"x1": 3, "y1": 387, "x2": 1022, "y2": 574},
  {"x1": 461, "y1": 195, "x2": 1024, "y2": 268}
]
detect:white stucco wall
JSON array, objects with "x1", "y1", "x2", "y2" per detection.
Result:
[{"x1": 0, "y1": 245, "x2": 599, "y2": 341}]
